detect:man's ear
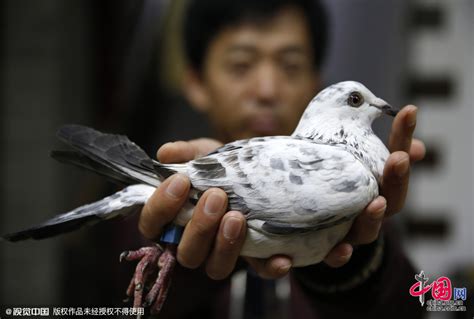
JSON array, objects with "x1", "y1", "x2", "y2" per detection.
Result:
[{"x1": 182, "y1": 68, "x2": 211, "y2": 112}]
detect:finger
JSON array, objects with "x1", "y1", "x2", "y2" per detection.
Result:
[
  {"x1": 205, "y1": 211, "x2": 247, "y2": 280},
  {"x1": 410, "y1": 138, "x2": 426, "y2": 162},
  {"x1": 177, "y1": 188, "x2": 228, "y2": 269},
  {"x1": 138, "y1": 174, "x2": 191, "y2": 239},
  {"x1": 381, "y1": 151, "x2": 410, "y2": 216},
  {"x1": 157, "y1": 138, "x2": 223, "y2": 163},
  {"x1": 389, "y1": 105, "x2": 417, "y2": 153},
  {"x1": 157, "y1": 141, "x2": 201, "y2": 164},
  {"x1": 323, "y1": 243, "x2": 353, "y2": 268},
  {"x1": 244, "y1": 256, "x2": 292, "y2": 280},
  {"x1": 189, "y1": 138, "x2": 224, "y2": 155},
  {"x1": 345, "y1": 196, "x2": 386, "y2": 245}
]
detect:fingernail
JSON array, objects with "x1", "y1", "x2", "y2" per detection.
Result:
[
  {"x1": 204, "y1": 192, "x2": 226, "y2": 215},
  {"x1": 395, "y1": 157, "x2": 409, "y2": 177},
  {"x1": 338, "y1": 252, "x2": 353, "y2": 262},
  {"x1": 338, "y1": 245, "x2": 353, "y2": 262},
  {"x1": 223, "y1": 217, "x2": 243, "y2": 242},
  {"x1": 371, "y1": 204, "x2": 386, "y2": 221},
  {"x1": 277, "y1": 261, "x2": 292, "y2": 275},
  {"x1": 337, "y1": 254, "x2": 351, "y2": 263},
  {"x1": 407, "y1": 106, "x2": 417, "y2": 128},
  {"x1": 166, "y1": 175, "x2": 188, "y2": 198},
  {"x1": 370, "y1": 197, "x2": 386, "y2": 220},
  {"x1": 161, "y1": 142, "x2": 174, "y2": 149}
]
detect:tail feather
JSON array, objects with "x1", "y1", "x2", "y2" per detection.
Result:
[
  {"x1": 3, "y1": 215, "x2": 103, "y2": 242},
  {"x1": 1, "y1": 125, "x2": 179, "y2": 242},
  {"x1": 2, "y1": 184, "x2": 155, "y2": 242}
]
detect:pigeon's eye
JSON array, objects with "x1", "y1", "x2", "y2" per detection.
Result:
[{"x1": 348, "y1": 92, "x2": 364, "y2": 108}]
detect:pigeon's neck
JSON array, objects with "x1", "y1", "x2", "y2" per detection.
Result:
[{"x1": 292, "y1": 117, "x2": 388, "y2": 183}]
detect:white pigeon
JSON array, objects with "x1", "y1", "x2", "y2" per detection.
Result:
[{"x1": 2, "y1": 81, "x2": 398, "y2": 313}]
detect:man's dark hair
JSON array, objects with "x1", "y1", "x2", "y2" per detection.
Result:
[{"x1": 183, "y1": 0, "x2": 329, "y2": 73}]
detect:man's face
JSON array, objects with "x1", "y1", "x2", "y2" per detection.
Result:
[{"x1": 185, "y1": 7, "x2": 321, "y2": 142}]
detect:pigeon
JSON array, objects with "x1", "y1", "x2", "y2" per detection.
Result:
[{"x1": 2, "y1": 81, "x2": 398, "y2": 314}]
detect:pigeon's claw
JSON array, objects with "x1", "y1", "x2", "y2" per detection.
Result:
[
  {"x1": 121, "y1": 245, "x2": 163, "y2": 308},
  {"x1": 119, "y1": 251, "x2": 129, "y2": 263},
  {"x1": 120, "y1": 245, "x2": 163, "y2": 263},
  {"x1": 145, "y1": 246, "x2": 177, "y2": 314},
  {"x1": 121, "y1": 244, "x2": 177, "y2": 314}
]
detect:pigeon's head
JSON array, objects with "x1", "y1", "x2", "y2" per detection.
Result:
[{"x1": 300, "y1": 81, "x2": 399, "y2": 125}]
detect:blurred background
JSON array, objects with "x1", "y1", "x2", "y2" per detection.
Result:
[{"x1": 0, "y1": 0, "x2": 472, "y2": 318}]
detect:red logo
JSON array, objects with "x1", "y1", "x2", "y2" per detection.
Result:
[
  {"x1": 409, "y1": 271, "x2": 468, "y2": 312},
  {"x1": 410, "y1": 274, "x2": 452, "y2": 302}
]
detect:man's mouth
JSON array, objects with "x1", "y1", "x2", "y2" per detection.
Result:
[{"x1": 248, "y1": 114, "x2": 280, "y2": 136}]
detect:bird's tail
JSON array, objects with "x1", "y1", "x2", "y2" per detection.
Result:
[
  {"x1": 2, "y1": 184, "x2": 155, "y2": 242},
  {"x1": 2, "y1": 124, "x2": 164, "y2": 242}
]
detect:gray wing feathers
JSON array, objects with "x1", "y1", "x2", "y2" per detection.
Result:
[
  {"x1": 153, "y1": 161, "x2": 187, "y2": 179},
  {"x1": 51, "y1": 150, "x2": 138, "y2": 185},
  {"x1": 55, "y1": 125, "x2": 159, "y2": 186}
]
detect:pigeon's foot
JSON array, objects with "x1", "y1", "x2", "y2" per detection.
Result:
[
  {"x1": 120, "y1": 244, "x2": 177, "y2": 315},
  {"x1": 120, "y1": 245, "x2": 163, "y2": 308},
  {"x1": 144, "y1": 245, "x2": 177, "y2": 313}
]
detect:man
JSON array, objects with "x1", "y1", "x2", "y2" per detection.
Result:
[{"x1": 139, "y1": 0, "x2": 426, "y2": 317}]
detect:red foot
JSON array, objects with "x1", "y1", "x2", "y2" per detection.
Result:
[
  {"x1": 145, "y1": 246, "x2": 176, "y2": 313},
  {"x1": 120, "y1": 244, "x2": 177, "y2": 314}
]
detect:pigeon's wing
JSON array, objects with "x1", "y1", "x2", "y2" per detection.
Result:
[
  {"x1": 151, "y1": 139, "x2": 253, "y2": 203},
  {"x1": 2, "y1": 184, "x2": 155, "y2": 242},
  {"x1": 51, "y1": 150, "x2": 138, "y2": 185},
  {"x1": 54, "y1": 125, "x2": 160, "y2": 186},
  {"x1": 187, "y1": 137, "x2": 379, "y2": 235}
]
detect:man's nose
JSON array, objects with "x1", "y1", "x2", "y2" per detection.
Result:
[{"x1": 253, "y1": 63, "x2": 279, "y2": 103}]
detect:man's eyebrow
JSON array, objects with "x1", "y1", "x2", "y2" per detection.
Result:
[
  {"x1": 224, "y1": 44, "x2": 310, "y2": 57},
  {"x1": 225, "y1": 44, "x2": 257, "y2": 54},
  {"x1": 277, "y1": 46, "x2": 308, "y2": 55}
]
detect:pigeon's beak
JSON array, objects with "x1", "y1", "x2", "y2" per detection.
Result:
[{"x1": 370, "y1": 98, "x2": 399, "y2": 117}]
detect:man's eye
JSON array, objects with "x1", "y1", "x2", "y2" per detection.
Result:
[
  {"x1": 227, "y1": 62, "x2": 251, "y2": 76},
  {"x1": 280, "y1": 60, "x2": 306, "y2": 78},
  {"x1": 282, "y1": 63, "x2": 302, "y2": 74}
]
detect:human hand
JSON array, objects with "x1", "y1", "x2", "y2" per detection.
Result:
[
  {"x1": 139, "y1": 139, "x2": 291, "y2": 280},
  {"x1": 323, "y1": 105, "x2": 426, "y2": 267}
]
